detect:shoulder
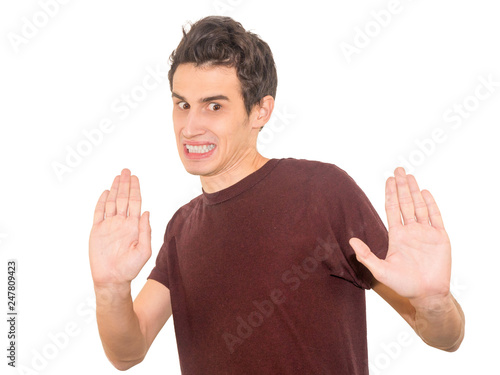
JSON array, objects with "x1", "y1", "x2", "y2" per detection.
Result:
[
  {"x1": 162, "y1": 194, "x2": 203, "y2": 240},
  {"x1": 273, "y1": 158, "x2": 371, "y2": 212},
  {"x1": 173, "y1": 193, "x2": 203, "y2": 222},
  {"x1": 275, "y1": 157, "x2": 356, "y2": 189}
]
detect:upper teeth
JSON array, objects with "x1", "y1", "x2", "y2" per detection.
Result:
[{"x1": 186, "y1": 144, "x2": 215, "y2": 153}]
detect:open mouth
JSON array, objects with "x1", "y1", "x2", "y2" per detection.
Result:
[
  {"x1": 185, "y1": 144, "x2": 216, "y2": 153},
  {"x1": 183, "y1": 143, "x2": 217, "y2": 159}
]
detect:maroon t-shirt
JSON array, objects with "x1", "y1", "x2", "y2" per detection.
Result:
[{"x1": 148, "y1": 158, "x2": 389, "y2": 374}]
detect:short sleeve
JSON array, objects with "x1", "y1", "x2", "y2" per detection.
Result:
[
  {"x1": 147, "y1": 221, "x2": 175, "y2": 289},
  {"x1": 319, "y1": 165, "x2": 389, "y2": 289}
]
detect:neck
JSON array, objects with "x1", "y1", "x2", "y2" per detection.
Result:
[{"x1": 201, "y1": 152, "x2": 270, "y2": 193}]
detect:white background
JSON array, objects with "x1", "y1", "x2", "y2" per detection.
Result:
[{"x1": 1, "y1": 0, "x2": 499, "y2": 374}]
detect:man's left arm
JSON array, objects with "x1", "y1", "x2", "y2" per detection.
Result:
[
  {"x1": 372, "y1": 280, "x2": 465, "y2": 351},
  {"x1": 349, "y1": 168, "x2": 465, "y2": 351}
]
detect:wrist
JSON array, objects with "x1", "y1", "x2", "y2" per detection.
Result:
[
  {"x1": 94, "y1": 281, "x2": 132, "y2": 306},
  {"x1": 410, "y1": 293, "x2": 464, "y2": 351},
  {"x1": 410, "y1": 292, "x2": 455, "y2": 316}
]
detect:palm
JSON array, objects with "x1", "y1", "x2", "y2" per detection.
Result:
[
  {"x1": 89, "y1": 169, "x2": 151, "y2": 286},
  {"x1": 350, "y1": 168, "x2": 451, "y2": 304}
]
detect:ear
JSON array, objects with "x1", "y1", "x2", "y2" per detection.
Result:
[{"x1": 250, "y1": 95, "x2": 275, "y2": 130}]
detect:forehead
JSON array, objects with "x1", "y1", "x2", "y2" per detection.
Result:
[{"x1": 172, "y1": 63, "x2": 242, "y2": 99}]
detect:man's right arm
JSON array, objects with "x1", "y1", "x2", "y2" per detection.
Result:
[
  {"x1": 95, "y1": 280, "x2": 172, "y2": 370},
  {"x1": 89, "y1": 169, "x2": 172, "y2": 370}
]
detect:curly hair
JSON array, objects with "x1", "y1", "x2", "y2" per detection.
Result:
[{"x1": 168, "y1": 16, "x2": 278, "y2": 116}]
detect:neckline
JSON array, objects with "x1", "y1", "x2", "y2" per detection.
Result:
[{"x1": 202, "y1": 158, "x2": 281, "y2": 205}]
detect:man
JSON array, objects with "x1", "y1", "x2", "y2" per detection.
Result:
[{"x1": 89, "y1": 16, "x2": 464, "y2": 374}]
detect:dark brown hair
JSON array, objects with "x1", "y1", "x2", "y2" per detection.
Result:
[{"x1": 168, "y1": 16, "x2": 278, "y2": 116}]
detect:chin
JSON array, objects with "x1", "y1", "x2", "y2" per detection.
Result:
[
  {"x1": 178, "y1": 145, "x2": 219, "y2": 176},
  {"x1": 181, "y1": 159, "x2": 214, "y2": 177}
]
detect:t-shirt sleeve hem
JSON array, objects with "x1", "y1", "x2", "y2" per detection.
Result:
[{"x1": 147, "y1": 268, "x2": 170, "y2": 290}]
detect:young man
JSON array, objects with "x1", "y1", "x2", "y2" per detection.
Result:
[{"x1": 89, "y1": 16, "x2": 465, "y2": 374}]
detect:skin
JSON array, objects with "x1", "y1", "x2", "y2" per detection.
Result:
[
  {"x1": 89, "y1": 63, "x2": 464, "y2": 370},
  {"x1": 350, "y1": 170, "x2": 465, "y2": 351},
  {"x1": 171, "y1": 63, "x2": 273, "y2": 193}
]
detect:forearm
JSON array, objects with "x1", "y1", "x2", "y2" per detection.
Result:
[
  {"x1": 94, "y1": 283, "x2": 148, "y2": 370},
  {"x1": 412, "y1": 293, "x2": 465, "y2": 352}
]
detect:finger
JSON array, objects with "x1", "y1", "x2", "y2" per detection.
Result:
[
  {"x1": 385, "y1": 177, "x2": 403, "y2": 230},
  {"x1": 422, "y1": 190, "x2": 445, "y2": 229},
  {"x1": 116, "y1": 169, "x2": 131, "y2": 217},
  {"x1": 138, "y1": 211, "x2": 152, "y2": 257},
  {"x1": 93, "y1": 190, "x2": 110, "y2": 225},
  {"x1": 349, "y1": 237, "x2": 387, "y2": 282},
  {"x1": 105, "y1": 175, "x2": 120, "y2": 218},
  {"x1": 128, "y1": 175, "x2": 142, "y2": 219},
  {"x1": 407, "y1": 174, "x2": 429, "y2": 224},
  {"x1": 394, "y1": 167, "x2": 416, "y2": 224}
]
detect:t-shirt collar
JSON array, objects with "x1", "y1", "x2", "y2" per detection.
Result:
[{"x1": 201, "y1": 158, "x2": 281, "y2": 205}]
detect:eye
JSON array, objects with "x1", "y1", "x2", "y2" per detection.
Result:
[
  {"x1": 208, "y1": 103, "x2": 222, "y2": 111},
  {"x1": 177, "y1": 101, "x2": 190, "y2": 110}
]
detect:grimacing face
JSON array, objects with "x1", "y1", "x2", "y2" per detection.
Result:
[{"x1": 171, "y1": 63, "x2": 264, "y2": 178}]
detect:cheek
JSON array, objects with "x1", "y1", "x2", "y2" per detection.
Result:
[
  {"x1": 172, "y1": 113, "x2": 184, "y2": 132},
  {"x1": 207, "y1": 116, "x2": 230, "y2": 135}
]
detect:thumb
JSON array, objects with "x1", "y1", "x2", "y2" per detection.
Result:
[
  {"x1": 349, "y1": 237, "x2": 385, "y2": 281},
  {"x1": 138, "y1": 211, "x2": 152, "y2": 255}
]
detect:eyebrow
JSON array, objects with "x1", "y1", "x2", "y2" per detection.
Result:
[{"x1": 172, "y1": 92, "x2": 230, "y2": 103}]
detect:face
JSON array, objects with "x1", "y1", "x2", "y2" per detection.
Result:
[{"x1": 171, "y1": 63, "x2": 260, "y2": 177}]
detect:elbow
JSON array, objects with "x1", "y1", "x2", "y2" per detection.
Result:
[
  {"x1": 436, "y1": 341, "x2": 462, "y2": 353},
  {"x1": 443, "y1": 344, "x2": 460, "y2": 353},
  {"x1": 420, "y1": 337, "x2": 463, "y2": 353},
  {"x1": 112, "y1": 361, "x2": 132, "y2": 372},
  {"x1": 425, "y1": 323, "x2": 465, "y2": 353},
  {"x1": 103, "y1": 340, "x2": 148, "y2": 371},
  {"x1": 442, "y1": 316, "x2": 466, "y2": 352},
  {"x1": 106, "y1": 348, "x2": 147, "y2": 371},
  {"x1": 110, "y1": 356, "x2": 145, "y2": 371},
  {"x1": 440, "y1": 332, "x2": 465, "y2": 353}
]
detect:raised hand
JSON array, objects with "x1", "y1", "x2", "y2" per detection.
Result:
[
  {"x1": 89, "y1": 169, "x2": 152, "y2": 287},
  {"x1": 350, "y1": 168, "x2": 452, "y2": 308}
]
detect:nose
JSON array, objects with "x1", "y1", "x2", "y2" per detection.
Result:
[{"x1": 181, "y1": 109, "x2": 206, "y2": 139}]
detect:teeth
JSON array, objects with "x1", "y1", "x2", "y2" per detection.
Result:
[{"x1": 186, "y1": 144, "x2": 215, "y2": 153}]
